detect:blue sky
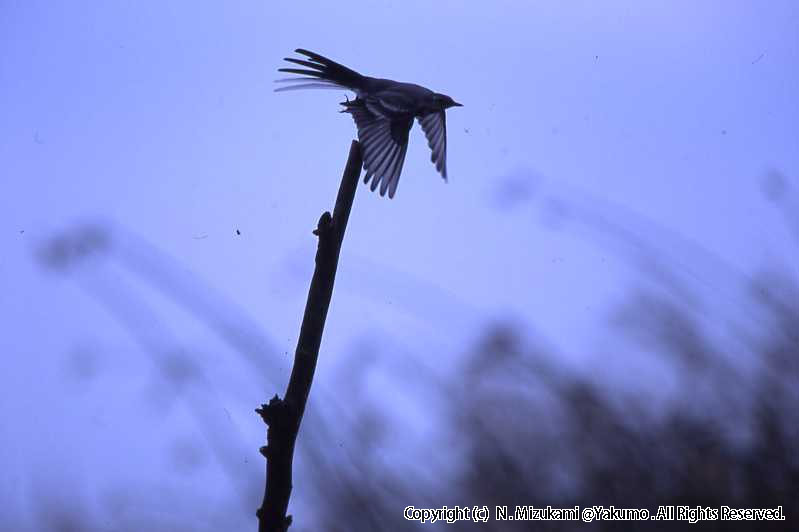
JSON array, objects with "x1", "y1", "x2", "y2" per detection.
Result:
[{"x1": 1, "y1": 1, "x2": 797, "y2": 530}]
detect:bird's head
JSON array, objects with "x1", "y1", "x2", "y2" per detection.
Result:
[{"x1": 433, "y1": 93, "x2": 463, "y2": 110}]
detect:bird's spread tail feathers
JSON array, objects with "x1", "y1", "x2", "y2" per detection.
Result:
[{"x1": 275, "y1": 49, "x2": 365, "y2": 93}]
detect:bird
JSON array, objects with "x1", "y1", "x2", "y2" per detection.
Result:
[{"x1": 275, "y1": 49, "x2": 462, "y2": 198}]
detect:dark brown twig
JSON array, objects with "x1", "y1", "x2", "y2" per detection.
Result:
[{"x1": 256, "y1": 140, "x2": 362, "y2": 532}]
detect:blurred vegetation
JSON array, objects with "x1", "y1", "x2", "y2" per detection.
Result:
[
  {"x1": 33, "y1": 175, "x2": 798, "y2": 531},
  {"x1": 298, "y1": 280, "x2": 797, "y2": 531},
  {"x1": 302, "y1": 291, "x2": 796, "y2": 531},
  {"x1": 298, "y1": 174, "x2": 798, "y2": 531}
]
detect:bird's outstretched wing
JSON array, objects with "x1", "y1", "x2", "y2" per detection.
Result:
[
  {"x1": 417, "y1": 111, "x2": 448, "y2": 180},
  {"x1": 342, "y1": 99, "x2": 412, "y2": 198},
  {"x1": 275, "y1": 49, "x2": 365, "y2": 93}
]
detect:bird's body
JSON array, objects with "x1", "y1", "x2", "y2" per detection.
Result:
[{"x1": 276, "y1": 49, "x2": 461, "y2": 198}]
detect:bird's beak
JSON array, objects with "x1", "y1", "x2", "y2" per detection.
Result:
[{"x1": 452, "y1": 101, "x2": 463, "y2": 107}]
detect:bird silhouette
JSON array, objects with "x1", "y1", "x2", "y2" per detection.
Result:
[{"x1": 276, "y1": 49, "x2": 462, "y2": 198}]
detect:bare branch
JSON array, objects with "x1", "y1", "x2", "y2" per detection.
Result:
[{"x1": 256, "y1": 140, "x2": 362, "y2": 532}]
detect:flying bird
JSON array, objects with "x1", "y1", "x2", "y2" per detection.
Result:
[{"x1": 276, "y1": 49, "x2": 462, "y2": 198}]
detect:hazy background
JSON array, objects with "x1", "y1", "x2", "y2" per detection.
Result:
[{"x1": 1, "y1": 1, "x2": 797, "y2": 530}]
